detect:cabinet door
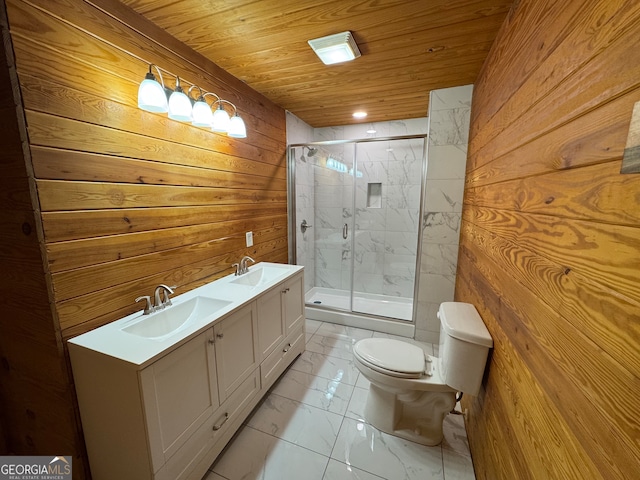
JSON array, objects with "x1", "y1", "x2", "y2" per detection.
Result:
[
  {"x1": 283, "y1": 273, "x2": 304, "y2": 334},
  {"x1": 214, "y1": 302, "x2": 259, "y2": 402},
  {"x1": 140, "y1": 330, "x2": 218, "y2": 469},
  {"x1": 257, "y1": 286, "x2": 285, "y2": 361}
]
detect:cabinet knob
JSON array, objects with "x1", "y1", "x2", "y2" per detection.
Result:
[
  {"x1": 281, "y1": 288, "x2": 290, "y2": 294},
  {"x1": 208, "y1": 338, "x2": 215, "y2": 345},
  {"x1": 216, "y1": 333, "x2": 224, "y2": 339},
  {"x1": 283, "y1": 342, "x2": 292, "y2": 353}
]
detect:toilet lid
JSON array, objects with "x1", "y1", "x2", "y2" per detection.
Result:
[{"x1": 354, "y1": 338, "x2": 425, "y2": 377}]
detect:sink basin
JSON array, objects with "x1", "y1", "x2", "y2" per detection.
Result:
[
  {"x1": 122, "y1": 296, "x2": 231, "y2": 339},
  {"x1": 230, "y1": 265, "x2": 289, "y2": 287}
]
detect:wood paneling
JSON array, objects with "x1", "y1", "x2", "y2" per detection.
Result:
[
  {"x1": 119, "y1": 0, "x2": 513, "y2": 127},
  {"x1": 0, "y1": 0, "x2": 286, "y2": 476},
  {"x1": 0, "y1": 1, "x2": 87, "y2": 470},
  {"x1": 458, "y1": 1, "x2": 640, "y2": 479}
]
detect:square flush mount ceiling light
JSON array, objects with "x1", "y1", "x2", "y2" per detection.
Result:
[{"x1": 308, "y1": 31, "x2": 361, "y2": 65}]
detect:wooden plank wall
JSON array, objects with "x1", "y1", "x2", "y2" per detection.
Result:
[
  {"x1": 458, "y1": 0, "x2": 640, "y2": 479},
  {"x1": 0, "y1": 0, "x2": 287, "y2": 476},
  {"x1": 0, "y1": 0, "x2": 82, "y2": 467}
]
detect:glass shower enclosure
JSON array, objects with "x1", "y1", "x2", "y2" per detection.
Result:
[{"x1": 288, "y1": 135, "x2": 426, "y2": 330}]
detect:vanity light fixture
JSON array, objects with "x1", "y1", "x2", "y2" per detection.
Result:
[
  {"x1": 189, "y1": 88, "x2": 216, "y2": 127},
  {"x1": 228, "y1": 113, "x2": 247, "y2": 138},
  {"x1": 308, "y1": 31, "x2": 361, "y2": 65},
  {"x1": 211, "y1": 102, "x2": 231, "y2": 133},
  {"x1": 137, "y1": 64, "x2": 168, "y2": 113},
  {"x1": 212, "y1": 99, "x2": 246, "y2": 138},
  {"x1": 137, "y1": 63, "x2": 248, "y2": 138},
  {"x1": 167, "y1": 77, "x2": 192, "y2": 122}
]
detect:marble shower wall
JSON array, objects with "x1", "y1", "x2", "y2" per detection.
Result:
[
  {"x1": 314, "y1": 119, "x2": 428, "y2": 298},
  {"x1": 414, "y1": 85, "x2": 473, "y2": 342}
]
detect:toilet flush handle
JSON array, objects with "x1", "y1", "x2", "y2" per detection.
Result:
[{"x1": 424, "y1": 356, "x2": 433, "y2": 377}]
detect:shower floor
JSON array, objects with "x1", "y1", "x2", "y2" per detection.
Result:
[{"x1": 305, "y1": 287, "x2": 413, "y2": 321}]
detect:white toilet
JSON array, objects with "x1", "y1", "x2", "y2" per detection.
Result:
[{"x1": 353, "y1": 302, "x2": 493, "y2": 446}]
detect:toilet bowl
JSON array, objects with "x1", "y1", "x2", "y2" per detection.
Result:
[{"x1": 353, "y1": 302, "x2": 493, "y2": 446}]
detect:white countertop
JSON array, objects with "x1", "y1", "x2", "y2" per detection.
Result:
[{"x1": 68, "y1": 262, "x2": 303, "y2": 368}]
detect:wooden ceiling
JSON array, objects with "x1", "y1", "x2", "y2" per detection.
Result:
[{"x1": 120, "y1": 0, "x2": 513, "y2": 127}]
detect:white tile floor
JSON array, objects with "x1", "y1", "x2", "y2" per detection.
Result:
[{"x1": 203, "y1": 319, "x2": 476, "y2": 480}]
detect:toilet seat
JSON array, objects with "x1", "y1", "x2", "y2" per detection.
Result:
[{"x1": 353, "y1": 338, "x2": 425, "y2": 379}]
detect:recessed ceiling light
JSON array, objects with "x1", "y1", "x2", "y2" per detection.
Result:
[
  {"x1": 353, "y1": 111, "x2": 367, "y2": 119},
  {"x1": 308, "y1": 31, "x2": 361, "y2": 65}
]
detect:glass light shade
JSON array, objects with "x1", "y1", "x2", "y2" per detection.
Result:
[
  {"x1": 227, "y1": 114, "x2": 247, "y2": 138},
  {"x1": 138, "y1": 75, "x2": 168, "y2": 113},
  {"x1": 191, "y1": 99, "x2": 213, "y2": 127},
  {"x1": 211, "y1": 105, "x2": 231, "y2": 132},
  {"x1": 315, "y1": 44, "x2": 356, "y2": 65},
  {"x1": 168, "y1": 88, "x2": 192, "y2": 122}
]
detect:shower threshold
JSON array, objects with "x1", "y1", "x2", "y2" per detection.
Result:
[{"x1": 305, "y1": 287, "x2": 415, "y2": 338}]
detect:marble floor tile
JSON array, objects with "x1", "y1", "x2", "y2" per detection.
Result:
[
  {"x1": 322, "y1": 459, "x2": 385, "y2": 480},
  {"x1": 211, "y1": 425, "x2": 328, "y2": 480},
  {"x1": 306, "y1": 319, "x2": 324, "y2": 342},
  {"x1": 345, "y1": 387, "x2": 368, "y2": 421},
  {"x1": 315, "y1": 323, "x2": 375, "y2": 342},
  {"x1": 270, "y1": 368, "x2": 355, "y2": 415},
  {"x1": 442, "y1": 413, "x2": 471, "y2": 456},
  {"x1": 290, "y1": 350, "x2": 361, "y2": 385},
  {"x1": 306, "y1": 319, "x2": 323, "y2": 335},
  {"x1": 246, "y1": 393, "x2": 343, "y2": 456},
  {"x1": 306, "y1": 333, "x2": 357, "y2": 361},
  {"x1": 331, "y1": 417, "x2": 444, "y2": 480},
  {"x1": 443, "y1": 447, "x2": 476, "y2": 480}
]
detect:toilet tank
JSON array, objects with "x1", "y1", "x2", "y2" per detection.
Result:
[{"x1": 438, "y1": 302, "x2": 493, "y2": 396}]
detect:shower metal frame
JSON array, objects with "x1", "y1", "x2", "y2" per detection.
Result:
[{"x1": 287, "y1": 134, "x2": 428, "y2": 326}]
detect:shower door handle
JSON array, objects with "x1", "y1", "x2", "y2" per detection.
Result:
[{"x1": 342, "y1": 223, "x2": 348, "y2": 239}]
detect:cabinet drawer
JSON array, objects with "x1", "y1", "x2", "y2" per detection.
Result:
[
  {"x1": 211, "y1": 368, "x2": 260, "y2": 442},
  {"x1": 260, "y1": 325, "x2": 304, "y2": 391},
  {"x1": 157, "y1": 369, "x2": 260, "y2": 480}
]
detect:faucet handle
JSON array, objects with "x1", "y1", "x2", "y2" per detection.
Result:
[
  {"x1": 232, "y1": 263, "x2": 240, "y2": 276},
  {"x1": 163, "y1": 285, "x2": 176, "y2": 307},
  {"x1": 154, "y1": 284, "x2": 175, "y2": 308},
  {"x1": 135, "y1": 295, "x2": 154, "y2": 315}
]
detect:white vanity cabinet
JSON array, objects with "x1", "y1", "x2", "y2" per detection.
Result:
[
  {"x1": 142, "y1": 303, "x2": 260, "y2": 479},
  {"x1": 282, "y1": 273, "x2": 304, "y2": 334},
  {"x1": 69, "y1": 264, "x2": 304, "y2": 480},
  {"x1": 140, "y1": 329, "x2": 219, "y2": 470},
  {"x1": 256, "y1": 286, "x2": 286, "y2": 359},
  {"x1": 212, "y1": 302, "x2": 259, "y2": 402},
  {"x1": 259, "y1": 272, "x2": 305, "y2": 391}
]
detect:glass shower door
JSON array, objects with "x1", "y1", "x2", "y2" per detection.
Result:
[
  {"x1": 350, "y1": 137, "x2": 425, "y2": 321},
  {"x1": 296, "y1": 143, "x2": 355, "y2": 312}
]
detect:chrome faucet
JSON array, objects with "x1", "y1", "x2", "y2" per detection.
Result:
[
  {"x1": 135, "y1": 295, "x2": 154, "y2": 315},
  {"x1": 233, "y1": 256, "x2": 255, "y2": 275},
  {"x1": 135, "y1": 285, "x2": 176, "y2": 315},
  {"x1": 153, "y1": 284, "x2": 175, "y2": 310}
]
